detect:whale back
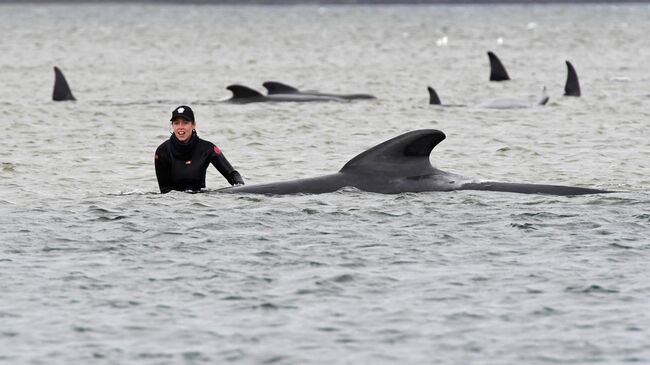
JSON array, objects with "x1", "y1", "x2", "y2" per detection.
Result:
[{"x1": 262, "y1": 81, "x2": 299, "y2": 94}]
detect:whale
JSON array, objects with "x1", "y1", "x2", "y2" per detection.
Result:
[
  {"x1": 564, "y1": 61, "x2": 581, "y2": 97},
  {"x1": 222, "y1": 129, "x2": 609, "y2": 196},
  {"x1": 225, "y1": 84, "x2": 347, "y2": 103},
  {"x1": 427, "y1": 86, "x2": 549, "y2": 109},
  {"x1": 262, "y1": 81, "x2": 376, "y2": 100},
  {"x1": 488, "y1": 51, "x2": 510, "y2": 82},
  {"x1": 52, "y1": 66, "x2": 76, "y2": 101}
]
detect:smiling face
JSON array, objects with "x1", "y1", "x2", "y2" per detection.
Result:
[{"x1": 171, "y1": 118, "x2": 195, "y2": 143}]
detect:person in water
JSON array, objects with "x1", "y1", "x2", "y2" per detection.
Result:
[{"x1": 155, "y1": 105, "x2": 244, "y2": 193}]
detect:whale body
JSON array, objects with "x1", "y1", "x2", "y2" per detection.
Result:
[
  {"x1": 222, "y1": 129, "x2": 608, "y2": 196},
  {"x1": 262, "y1": 81, "x2": 376, "y2": 100},
  {"x1": 225, "y1": 84, "x2": 347, "y2": 103}
]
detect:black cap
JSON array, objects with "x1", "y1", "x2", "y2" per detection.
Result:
[{"x1": 170, "y1": 105, "x2": 195, "y2": 122}]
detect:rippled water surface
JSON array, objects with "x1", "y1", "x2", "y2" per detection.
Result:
[{"x1": 1, "y1": 3, "x2": 650, "y2": 364}]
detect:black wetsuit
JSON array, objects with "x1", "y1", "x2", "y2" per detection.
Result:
[{"x1": 155, "y1": 131, "x2": 244, "y2": 193}]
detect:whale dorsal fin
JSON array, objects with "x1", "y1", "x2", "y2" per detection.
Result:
[
  {"x1": 487, "y1": 51, "x2": 510, "y2": 81},
  {"x1": 427, "y1": 86, "x2": 441, "y2": 105},
  {"x1": 537, "y1": 86, "x2": 549, "y2": 105},
  {"x1": 262, "y1": 81, "x2": 299, "y2": 94},
  {"x1": 226, "y1": 84, "x2": 264, "y2": 99},
  {"x1": 340, "y1": 129, "x2": 446, "y2": 176},
  {"x1": 52, "y1": 66, "x2": 76, "y2": 101},
  {"x1": 564, "y1": 61, "x2": 581, "y2": 97}
]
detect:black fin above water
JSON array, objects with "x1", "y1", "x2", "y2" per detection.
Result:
[
  {"x1": 262, "y1": 81, "x2": 299, "y2": 94},
  {"x1": 487, "y1": 51, "x2": 510, "y2": 81},
  {"x1": 427, "y1": 86, "x2": 442, "y2": 105},
  {"x1": 340, "y1": 129, "x2": 446, "y2": 175},
  {"x1": 52, "y1": 66, "x2": 76, "y2": 101},
  {"x1": 564, "y1": 61, "x2": 581, "y2": 97},
  {"x1": 226, "y1": 84, "x2": 264, "y2": 99}
]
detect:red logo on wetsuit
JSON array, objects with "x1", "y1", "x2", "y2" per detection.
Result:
[
  {"x1": 155, "y1": 154, "x2": 159, "y2": 160},
  {"x1": 185, "y1": 160, "x2": 192, "y2": 165},
  {"x1": 214, "y1": 146, "x2": 222, "y2": 155}
]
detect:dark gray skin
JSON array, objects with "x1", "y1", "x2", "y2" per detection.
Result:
[
  {"x1": 564, "y1": 61, "x2": 581, "y2": 97},
  {"x1": 53, "y1": 66, "x2": 75, "y2": 101},
  {"x1": 262, "y1": 81, "x2": 376, "y2": 100},
  {"x1": 222, "y1": 129, "x2": 609, "y2": 196},
  {"x1": 225, "y1": 84, "x2": 347, "y2": 103},
  {"x1": 488, "y1": 51, "x2": 510, "y2": 82}
]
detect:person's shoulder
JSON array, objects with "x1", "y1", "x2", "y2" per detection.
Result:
[
  {"x1": 197, "y1": 137, "x2": 217, "y2": 149},
  {"x1": 156, "y1": 139, "x2": 170, "y2": 152},
  {"x1": 197, "y1": 138, "x2": 225, "y2": 156},
  {"x1": 157, "y1": 138, "x2": 171, "y2": 148}
]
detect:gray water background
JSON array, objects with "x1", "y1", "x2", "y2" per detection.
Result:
[{"x1": 1, "y1": 3, "x2": 650, "y2": 364}]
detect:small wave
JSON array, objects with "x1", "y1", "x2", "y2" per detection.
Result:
[
  {"x1": 106, "y1": 300, "x2": 141, "y2": 308},
  {"x1": 302, "y1": 208, "x2": 319, "y2": 215},
  {"x1": 222, "y1": 295, "x2": 246, "y2": 301},
  {"x1": 91, "y1": 215, "x2": 128, "y2": 222},
  {"x1": 104, "y1": 191, "x2": 159, "y2": 196},
  {"x1": 135, "y1": 352, "x2": 174, "y2": 360},
  {"x1": 565, "y1": 284, "x2": 619, "y2": 294},
  {"x1": 609, "y1": 76, "x2": 631, "y2": 82},
  {"x1": 509, "y1": 222, "x2": 537, "y2": 230},
  {"x1": 253, "y1": 251, "x2": 279, "y2": 257},
  {"x1": 1, "y1": 331, "x2": 18, "y2": 338},
  {"x1": 512, "y1": 212, "x2": 578, "y2": 219},
  {"x1": 42, "y1": 245, "x2": 78, "y2": 252},
  {"x1": 71, "y1": 325, "x2": 94, "y2": 333},
  {"x1": 253, "y1": 302, "x2": 280, "y2": 310},
  {"x1": 261, "y1": 355, "x2": 291, "y2": 364},
  {"x1": 331, "y1": 274, "x2": 355, "y2": 283},
  {"x1": 0, "y1": 311, "x2": 20, "y2": 319},
  {"x1": 633, "y1": 213, "x2": 650, "y2": 221},
  {"x1": 530, "y1": 306, "x2": 561, "y2": 316},
  {"x1": 313, "y1": 273, "x2": 357, "y2": 289},
  {"x1": 1, "y1": 162, "x2": 16, "y2": 172},
  {"x1": 609, "y1": 242, "x2": 635, "y2": 250}
]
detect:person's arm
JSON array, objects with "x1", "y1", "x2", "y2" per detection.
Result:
[
  {"x1": 210, "y1": 144, "x2": 245, "y2": 186},
  {"x1": 154, "y1": 145, "x2": 173, "y2": 193}
]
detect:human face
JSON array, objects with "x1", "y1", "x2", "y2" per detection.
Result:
[{"x1": 171, "y1": 118, "x2": 195, "y2": 143}]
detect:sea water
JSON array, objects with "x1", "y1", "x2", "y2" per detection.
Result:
[{"x1": 1, "y1": 3, "x2": 649, "y2": 364}]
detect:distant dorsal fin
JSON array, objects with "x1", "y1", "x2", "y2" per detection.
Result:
[
  {"x1": 537, "y1": 86, "x2": 549, "y2": 105},
  {"x1": 226, "y1": 84, "x2": 264, "y2": 99},
  {"x1": 487, "y1": 51, "x2": 510, "y2": 81},
  {"x1": 340, "y1": 129, "x2": 446, "y2": 175},
  {"x1": 427, "y1": 86, "x2": 441, "y2": 105},
  {"x1": 52, "y1": 66, "x2": 76, "y2": 101},
  {"x1": 564, "y1": 61, "x2": 581, "y2": 97},
  {"x1": 262, "y1": 81, "x2": 299, "y2": 94}
]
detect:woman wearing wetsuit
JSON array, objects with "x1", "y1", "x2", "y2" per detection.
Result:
[{"x1": 155, "y1": 105, "x2": 244, "y2": 193}]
